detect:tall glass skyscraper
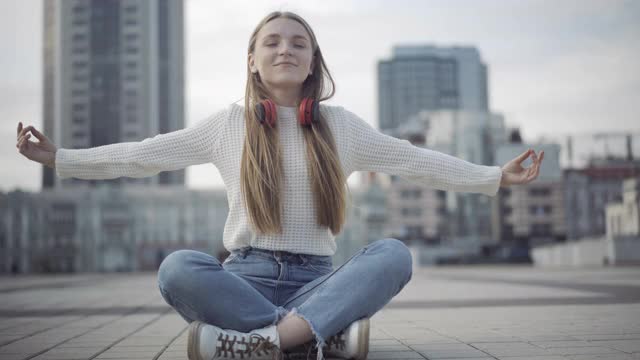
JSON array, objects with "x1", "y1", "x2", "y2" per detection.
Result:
[{"x1": 377, "y1": 45, "x2": 488, "y2": 131}]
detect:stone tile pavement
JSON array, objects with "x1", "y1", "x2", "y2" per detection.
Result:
[{"x1": 1, "y1": 265, "x2": 639, "y2": 359}]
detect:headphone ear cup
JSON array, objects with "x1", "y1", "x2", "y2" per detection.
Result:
[
  {"x1": 298, "y1": 97, "x2": 315, "y2": 126},
  {"x1": 311, "y1": 100, "x2": 319, "y2": 124},
  {"x1": 255, "y1": 103, "x2": 266, "y2": 125},
  {"x1": 297, "y1": 98, "x2": 307, "y2": 126},
  {"x1": 255, "y1": 100, "x2": 277, "y2": 127},
  {"x1": 265, "y1": 99, "x2": 277, "y2": 127}
]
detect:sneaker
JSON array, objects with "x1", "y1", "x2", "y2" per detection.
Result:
[
  {"x1": 283, "y1": 318, "x2": 369, "y2": 360},
  {"x1": 188, "y1": 320, "x2": 284, "y2": 360}
]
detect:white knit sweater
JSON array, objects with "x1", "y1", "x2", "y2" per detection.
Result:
[{"x1": 55, "y1": 103, "x2": 503, "y2": 255}]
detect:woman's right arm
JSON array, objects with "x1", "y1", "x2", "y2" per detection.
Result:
[
  {"x1": 16, "y1": 122, "x2": 58, "y2": 168},
  {"x1": 16, "y1": 107, "x2": 229, "y2": 180}
]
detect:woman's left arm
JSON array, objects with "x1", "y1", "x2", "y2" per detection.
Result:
[{"x1": 345, "y1": 108, "x2": 541, "y2": 197}]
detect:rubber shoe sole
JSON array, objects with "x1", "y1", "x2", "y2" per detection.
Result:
[
  {"x1": 285, "y1": 318, "x2": 370, "y2": 359},
  {"x1": 187, "y1": 320, "x2": 203, "y2": 360}
]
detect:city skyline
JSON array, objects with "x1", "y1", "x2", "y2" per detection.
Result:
[{"x1": 2, "y1": 0, "x2": 639, "y2": 192}]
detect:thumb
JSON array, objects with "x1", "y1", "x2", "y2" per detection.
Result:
[
  {"x1": 29, "y1": 127, "x2": 48, "y2": 142},
  {"x1": 514, "y1": 148, "x2": 532, "y2": 163}
]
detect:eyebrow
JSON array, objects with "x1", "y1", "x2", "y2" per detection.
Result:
[{"x1": 263, "y1": 33, "x2": 309, "y2": 42}]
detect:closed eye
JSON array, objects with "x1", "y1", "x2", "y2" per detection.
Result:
[{"x1": 265, "y1": 43, "x2": 305, "y2": 48}]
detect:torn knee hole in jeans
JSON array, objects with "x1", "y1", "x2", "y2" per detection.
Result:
[{"x1": 283, "y1": 307, "x2": 327, "y2": 360}]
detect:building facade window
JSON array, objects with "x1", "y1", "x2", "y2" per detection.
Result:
[
  {"x1": 401, "y1": 207, "x2": 422, "y2": 216},
  {"x1": 529, "y1": 205, "x2": 552, "y2": 215},
  {"x1": 529, "y1": 187, "x2": 551, "y2": 196},
  {"x1": 400, "y1": 189, "x2": 422, "y2": 199},
  {"x1": 531, "y1": 223, "x2": 552, "y2": 236}
]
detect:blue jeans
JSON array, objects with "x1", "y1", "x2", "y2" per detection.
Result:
[{"x1": 157, "y1": 238, "x2": 412, "y2": 358}]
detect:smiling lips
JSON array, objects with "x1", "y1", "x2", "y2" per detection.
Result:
[{"x1": 275, "y1": 62, "x2": 296, "y2": 66}]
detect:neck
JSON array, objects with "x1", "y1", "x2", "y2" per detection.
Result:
[{"x1": 267, "y1": 85, "x2": 302, "y2": 107}]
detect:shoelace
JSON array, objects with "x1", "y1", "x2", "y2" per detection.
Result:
[
  {"x1": 282, "y1": 344, "x2": 314, "y2": 360},
  {"x1": 250, "y1": 333, "x2": 283, "y2": 359},
  {"x1": 324, "y1": 330, "x2": 346, "y2": 352},
  {"x1": 215, "y1": 332, "x2": 283, "y2": 359},
  {"x1": 283, "y1": 330, "x2": 346, "y2": 360}
]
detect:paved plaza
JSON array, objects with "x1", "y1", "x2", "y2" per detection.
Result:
[{"x1": 1, "y1": 265, "x2": 639, "y2": 359}]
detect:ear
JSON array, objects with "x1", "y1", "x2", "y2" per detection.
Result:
[
  {"x1": 310, "y1": 55, "x2": 316, "y2": 74},
  {"x1": 248, "y1": 53, "x2": 257, "y2": 73}
]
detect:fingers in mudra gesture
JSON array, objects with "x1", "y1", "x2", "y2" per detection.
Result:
[
  {"x1": 500, "y1": 148, "x2": 545, "y2": 187},
  {"x1": 16, "y1": 122, "x2": 58, "y2": 168}
]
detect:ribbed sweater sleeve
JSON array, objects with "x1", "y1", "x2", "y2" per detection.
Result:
[
  {"x1": 55, "y1": 107, "x2": 229, "y2": 180},
  {"x1": 344, "y1": 107, "x2": 503, "y2": 197}
]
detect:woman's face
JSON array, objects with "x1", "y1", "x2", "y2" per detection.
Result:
[{"x1": 249, "y1": 17, "x2": 315, "y2": 92}]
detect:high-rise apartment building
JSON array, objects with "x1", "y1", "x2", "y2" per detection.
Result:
[{"x1": 42, "y1": 0, "x2": 185, "y2": 189}]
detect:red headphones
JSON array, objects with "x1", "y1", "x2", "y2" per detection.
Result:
[{"x1": 255, "y1": 98, "x2": 319, "y2": 128}]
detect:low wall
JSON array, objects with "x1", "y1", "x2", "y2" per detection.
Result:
[
  {"x1": 608, "y1": 236, "x2": 640, "y2": 265},
  {"x1": 532, "y1": 236, "x2": 640, "y2": 267}
]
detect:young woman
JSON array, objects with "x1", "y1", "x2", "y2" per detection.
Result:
[{"x1": 16, "y1": 10, "x2": 544, "y2": 360}]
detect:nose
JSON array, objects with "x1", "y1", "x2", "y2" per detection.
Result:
[{"x1": 277, "y1": 42, "x2": 294, "y2": 56}]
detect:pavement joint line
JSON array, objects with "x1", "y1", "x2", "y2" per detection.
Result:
[
  {"x1": 409, "y1": 325, "x2": 501, "y2": 359},
  {"x1": 379, "y1": 325, "x2": 430, "y2": 359},
  {"x1": 151, "y1": 321, "x2": 189, "y2": 360},
  {"x1": 84, "y1": 305, "x2": 173, "y2": 360},
  {"x1": 0, "y1": 315, "x2": 83, "y2": 348},
  {"x1": 18, "y1": 300, "x2": 165, "y2": 360},
  {"x1": 0, "y1": 293, "x2": 115, "y2": 347},
  {"x1": 465, "y1": 342, "x2": 500, "y2": 360}
]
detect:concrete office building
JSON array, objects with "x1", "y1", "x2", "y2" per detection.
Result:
[
  {"x1": 384, "y1": 115, "x2": 448, "y2": 244},
  {"x1": 605, "y1": 177, "x2": 640, "y2": 265},
  {"x1": 564, "y1": 159, "x2": 640, "y2": 240},
  {"x1": 1, "y1": 186, "x2": 227, "y2": 274},
  {"x1": 494, "y1": 143, "x2": 566, "y2": 248},
  {"x1": 607, "y1": 177, "x2": 640, "y2": 239},
  {"x1": 532, "y1": 176, "x2": 640, "y2": 267}
]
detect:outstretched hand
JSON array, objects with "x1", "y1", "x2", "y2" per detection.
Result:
[
  {"x1": 16, "y1": 122, "x2": 58, "y2": 168},
  {"x1": 500, "y1": 148, "x2": 544, "y2": 187}
]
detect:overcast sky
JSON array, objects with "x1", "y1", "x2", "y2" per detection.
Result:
[{"x1": 1, "y1": 0, "x2": 639, "y2": 192}]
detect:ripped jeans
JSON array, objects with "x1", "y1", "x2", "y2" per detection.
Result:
[{"x1": 157, "y1": 238, "x2": 413, "y2": 359}]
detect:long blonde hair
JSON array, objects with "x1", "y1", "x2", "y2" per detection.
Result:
[{"x1": 241, "y1": 11, "x2": 348, "y2": 236}]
